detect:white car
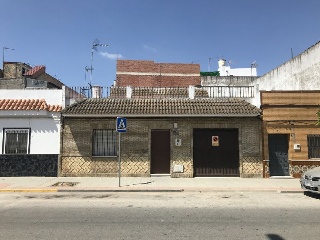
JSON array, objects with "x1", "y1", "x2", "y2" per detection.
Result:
[{"x1": 300, "y1": 166, "x2": 320, "y2": 193}]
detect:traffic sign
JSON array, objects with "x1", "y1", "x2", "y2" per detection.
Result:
[{"x1": 116, "y1": 117, "x2": 127, "y2": 132}]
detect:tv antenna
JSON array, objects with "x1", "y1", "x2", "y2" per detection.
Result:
[
  {"x1": 227, "y1": 60, "x2": 236, "y2": 67},
  {"x1": 208, "y1": 57, "x2": 213, "y2": 71},
  {"x1": 85, "y1": 38, "x2": 108, "y2": 86},
  {"x1": 2, "y1": 47, "x2": 15, "y2": 67},
  {"x1": 251, "y1": 61, "x2": 258, "y2": 68},
  {"x1": 208, "y1": 56, "x2": 222, "y2": 71}
]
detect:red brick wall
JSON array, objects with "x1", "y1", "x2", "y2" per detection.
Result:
[{"x1": 116, "y1": 60, "x2": 200, "y2": 87}]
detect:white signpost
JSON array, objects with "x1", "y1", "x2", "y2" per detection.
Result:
[{"x1": 116, "y1": 117, "x2": 127, "y2": 187}]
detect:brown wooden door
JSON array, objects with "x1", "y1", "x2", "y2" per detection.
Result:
[
  {"x1": 151, "y1": 130, "x2": 170, "y2": 174},
  {"x1": 193, "y1": 128, "x2": 239, "y2": 177}
]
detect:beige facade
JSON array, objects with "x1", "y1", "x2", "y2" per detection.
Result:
[
  {"x1": 261, "y1": 91, "x2": 320, "y2": 178},
  {"x1": 60, "y1": 116, "x2": 262, "y2": 178}
]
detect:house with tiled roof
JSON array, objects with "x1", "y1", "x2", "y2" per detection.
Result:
[
  {"x1": 61, "y1": 94, "x2": 262, "y2": 178},
  {"x1": 59, "y1": 59, "x2": 262, "y2": 178},
  {"x1": 0, "y1": 58, "x2": 83, "y2": 176},
  {"x1": 0, "y1": 89, "x2": 64, "y2": 176},
  {"x1": 60, "y1": 46, "x2": 320, "y2": 179},
  {"x1": 0, "y1": 62, "x2": 64, "y2": 89}
]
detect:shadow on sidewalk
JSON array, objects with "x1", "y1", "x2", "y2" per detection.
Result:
[{"x1": 123, "y1": 181, "x2": 154, "y2": 187}]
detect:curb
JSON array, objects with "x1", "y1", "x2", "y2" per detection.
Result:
[
  {"x1": 183, "y1": 189, "x2": 303, "y2": 193},
  {"x1": 277, "y1": 190, "x2": 304, "y2": 193},
  {"x1": 0, "y1": 188, "x2": 304, "y2": 193},
  {"x1": 58, "y1": 189, "x2": 184, "y2": 193},
  {"x1": 0, "y1": 189, "x2": 58, "y2": 193}
]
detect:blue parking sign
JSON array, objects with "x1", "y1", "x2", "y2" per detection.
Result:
[{"x1": 116, "y1": 117, "x2": 127, "y2": 132}]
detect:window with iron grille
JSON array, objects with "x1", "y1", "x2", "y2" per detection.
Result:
[
  {"x1": 307, "y1": 135, "x2": 320, "y2": 158},
  {"x1": 3, "y1": 128, "x2": 30, "y2": 154},
  {"x1": 92, "y1": 129, "x2": 117, "y2": 156}
]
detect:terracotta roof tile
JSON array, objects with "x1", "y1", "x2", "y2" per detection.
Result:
[
  {"x1": 0, "y1": 99, "x2": 62, "y2": 112},
  {"x1": 23, "y1": 65, "x2": 45, "y2": 78},
  {"x1": 62, "y1": 98, "x2": 261, "y2": 116}
]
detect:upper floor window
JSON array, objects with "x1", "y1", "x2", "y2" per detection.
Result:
[
  {"x1": 92, "y1": 129, "x2": 117, "y2": 156},
  {"x1": 307, "y1": 134, "x2": 320, "y2": 159},
  {"x1": 3, "y1": 128, "x2": 31, "y2": 154}
]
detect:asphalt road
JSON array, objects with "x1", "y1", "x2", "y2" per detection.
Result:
[{"x1": 0, "y1": 191, "x2": 319, "y2": 240}]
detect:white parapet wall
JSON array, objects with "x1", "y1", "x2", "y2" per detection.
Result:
[
  {"x1": 251, "y1": 41, "x2": 320, "y2": 107},
  {"x1": 0, "y1": 89, "x2": 64, "y2": 106}
]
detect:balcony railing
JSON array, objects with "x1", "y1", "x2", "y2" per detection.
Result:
[
  {"x1": 65, "y1": 86, "x2": 255, "y2": 100},
  {"x1": 202, "y1": 86, "x2": 255, "y2": 98}
]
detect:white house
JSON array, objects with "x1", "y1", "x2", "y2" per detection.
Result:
[{"x1": 0, "y1": 89, "x2": 63, "y2": 176}]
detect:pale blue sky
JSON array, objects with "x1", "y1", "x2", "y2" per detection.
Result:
[{"x1": 1, "y1": 0, "x2": 319, "y2": 87}]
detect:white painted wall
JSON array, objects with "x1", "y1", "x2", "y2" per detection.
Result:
[
  {"x1": 219, "y1": 66, "x2": 257, "y2": 77},
  {"x1": 0, "y1": 89, "x2": 64, "y2": 154},
  {"x1": 217, "y1": 59, "x2": 257, "y2": 77},
  {"x1": 0, "y1": 113, "x2": 60, "y2": 154},
  {"x1": 0, "y1": 89, "x2": 64, "y2": 107},
  {"x1": 251, "y1": 41, "x2": 320, "y2": 107}
]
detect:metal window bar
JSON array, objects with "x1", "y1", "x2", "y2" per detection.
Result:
[
  {"x1": 307, "y1": 135, "x2": 320, "y2": 158},
  {"x1": 4, "y1": 129, "x2": 29, "y2": 154},
  {"x1": 93, "y1": 129, "x2": 117, "y2": 156}
]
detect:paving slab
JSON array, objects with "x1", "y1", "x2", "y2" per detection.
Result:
[{"x1": 0, "y1": 177, "x2": 303, "y2": 193}]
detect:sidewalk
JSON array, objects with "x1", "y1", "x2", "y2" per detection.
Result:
[{"x1": 0, "y1": 176, "x2": 303, "y2": 193}]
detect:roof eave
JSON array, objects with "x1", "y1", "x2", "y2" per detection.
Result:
[{"x1": 62, "y1": 113, "x2": 260, "y2": 118}]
